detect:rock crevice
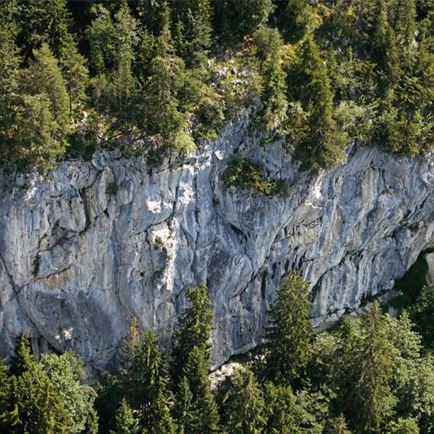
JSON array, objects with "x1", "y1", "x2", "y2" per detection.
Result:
[{"x1": 1, "y1": 111, "x2": 433, "y2": 369}]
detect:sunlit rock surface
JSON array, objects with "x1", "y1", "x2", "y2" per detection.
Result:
[{"x1": 1, "y1": 109, "x2": 434, "y2": 369}]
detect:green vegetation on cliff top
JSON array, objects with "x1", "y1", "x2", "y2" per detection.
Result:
[{"x1": 0, "y1": 0, "x2": 432, "y2": 173}]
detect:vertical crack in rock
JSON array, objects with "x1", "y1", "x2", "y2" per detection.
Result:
[{"x1": 0, "y1": 109, "x2": 434, "y2": 369}]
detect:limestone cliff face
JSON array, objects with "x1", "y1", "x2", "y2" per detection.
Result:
[{"x1": 1, "y1": 109, "x2": 434, "y2": 369}]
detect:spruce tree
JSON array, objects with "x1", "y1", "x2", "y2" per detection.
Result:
[
  {"x1": 260, "y1": 50, "x2": 288, "y2": 134},
  {"x1": 264, "y1": 270, "x2": 313, "y2": 385},
  {"x1": 6, "y1": 337, "x2": 71, "y2": 433},
  {"x1": 122, "y1": 329, "x2": 176, "y2": 433},
  {"x1": 345, "y1": 303, "x2": 397, "y2": 433},
  {"x1": 60, "y1": 44, "x2": 89, "y2": 122},
  {"x1": 86, "y1": 4, "x2": 117, "y2": 74},
  {"x1": 218, "y1": 0, "x2": 274, "y2": 43},
  {"x1": 16, "y1": 0, "x2": 74, "y2": 59},
  {"x1": 172, "y1": 0, "x2": 213, "y2": 67},
  {"x1": 324, "y1": 414, "x2": 352, "y2": 434},
  {"x1": 179, "y1": 347, "x2": 220, "y2": 434},
  {"x1": 173, "y1": 376, "x2": 198, "y2": 434},
  {"x1": 111, "y1": 398, "x2": 140, "y2": 434},
  {"x1": 289, "y1": 35, "x2": 346, "y2": 169},
  {"x1": 224, "y1": 367, "x2": 265, "y2": 434},
  {"x1": 39, "y1": 352, "x2": 98, "y2": 433},
  {"x1": 262, "y1": 382, "x2": 309, "y2": 433},
  {"x1": 283, "y1": 0, "x2": 314, "y2": 41},
  {"x1": 0, "y1": 359, "x2": 11, "y2": 424},
  {"x1": 15, "y1": 43, "x2": 69, "y2": 171},
  {"x1": 0, "y1": 4, "x2": 21, "y2": 163},
  {"x1": 171, "y1": 285, "x2": 220, "y2": 433},
  {"x1": 171, "y1": 284, "x2": 213, "y2": 383},
  {"x1": 23, "y1": 43, "x2": 70, "y2": 135}
]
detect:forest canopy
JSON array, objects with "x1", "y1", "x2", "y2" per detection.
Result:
[{"x1": 0, "y1": 0, "x2": 432, "y2": 173}]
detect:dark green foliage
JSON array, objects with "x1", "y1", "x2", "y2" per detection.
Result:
[
  {"x1": 345, "y1": 303, "x2": 397, "y2": 433},
  {"x1": 172, "y1": 0, "x2": 213, "y2": 67},
  {"x1": 288, "y1": 35, "x2": 347, "y2": 170},
  {"x1": 408, "y1": 285, "x2": 434, "y2": 351},
  {"x1": 281, "y1": 0, "x2": 314, "y2": 42},
  {"x1": 178, "y1": 347, "x2": 220, "y2": 433},
  {"x1": 173, "y1": 376, "x2": 197, "y2": 434},
  {"x1": 119, "y1": 321, "x2": 176, "y2": 434},
  {"x1": 2, "y1": 274, "x2": 434, "y2": 433},
  {"x1": 263, "y1": 270, "x2": 313, "y2": 384},
  {"x1": 171, "y1": 284, "x2": 213, "y2": 383},
  {"x1": 2, "y1": 336, "x2": 97, "y2": 434},
  {"x1": 223, "y1": 367, "x2": 265, "y2": 434},
  {"x1": 216, "y1": 0, "x2": 274, "y2": 43},
  {"x1": 15, "y1": 43, "x2": 70, "y2": 171},
  {"x1": 262, "y1": 382, "x2": 309, "y2": 433},
  {"x1": 171, "y1": 285, "x2": 220, "y2": 432},
  {"x1": 224, "y1": 157, "x2": 286, "y2": 197},
  {"x1": 0, "y1": 0, "x2": 432, "y2": 172},
  {"x1": 111, "y1": 398, "x2": 140, "y2": 434}
]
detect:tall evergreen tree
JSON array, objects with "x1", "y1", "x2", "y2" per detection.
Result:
[
  {"x1": 171, "y1": 285, "x2": 219, "y2": 433},
  {"x1": 0, "y1": 1, "x2": 21, "y2": 163},
  {"x1": 179, "y1": 346, "x2": 220, "y2": 434},
  {"x1": 263, "y1": 270, "x2": 313, "y2": 384},
  {"x1": 288, "y1": 35, "x2": 347, "y2": 169},
  {"x1": 223, "y1": 367, "x2": 266, "y2": 434},
  {"x1": 344, "y1": 303, "x2": 397, "y2": 433},
  {"x1": 171, "y1": 284, "x2": 213, "y2": 383},
  {"x1": 121, "y1": 328, "x2": 176, "y2": 434},
  {"x1": 172, "y1": 0, "x2": 213, "y2": 67},
  {"x1": 262, "y1": 382, "x2": 309, "y2": 433},
  {"x1": 5, "y1": 337, "x2": 71, "y2": 434},
  {"x1": 15, "y1": 43, "x2": 70, "y2": 171},
  {"x1": 39, "y1": 352, "x2": 98, "y2": 433},
  {"x1": 111, "y1": 398, "x2": 140, "y2": 434},
  {"x1": 173, "y1": 376, "x2": 197, "y2": 434}
]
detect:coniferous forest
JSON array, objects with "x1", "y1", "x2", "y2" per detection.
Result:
[
  {"x1": 1, "y1": 274, "x2": 434, "y2": 433},
  {"x1": 0, "y1": 0, "x2": 432, "y2": 174},
  {"x1": 0, "y1": 1, "x2": 434, "y2": 433}
]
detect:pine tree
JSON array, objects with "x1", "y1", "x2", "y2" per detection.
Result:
[
  {"x1": 111, "y1": 398, "x2": 140, "y2": 434},
  {"x1": 409, "y1": 285, "x2": 434, "y2": 350},
  {"x1": 109, "y1": 1, "x2": 138, "y2": 123},
  {"x1": 283, "y1": 0, "x2": 314, "y2": 41},
  {"x1": 260, "y1": 50, "x2": 288, "y2": 134},
  {"x1": 171, "y1": 285, "x2": 219, "y2": 433},
  {"x1": 39, "y1": 352, "x2": 98, "y2": 433},
  {"x1": 23, "y1": 43, "x2": 70, "y2": 134},
  {"x1": 224, "y1": 367, "x2": 265, "y2": 434},
  {"x1": 16, "y1": 0, "x2": 74, "y2": 59},
  {"x1": 15, "y1": 43, "x2": 69, "y2": 171},
  {"x1": 324, "y1": 414, "x2": 352, "y2": 434},
  {"x1": 264, "y1": 270, "x2": 313, "y2": 384},
  {"x1": 86, "y1": 4, "x2": 117, "y2": 75},
  {"x1": 5, "y1": 337, "x2": 71, "y2": 433}
]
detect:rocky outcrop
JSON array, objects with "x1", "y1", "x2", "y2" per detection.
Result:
[{"x1": 1, "y1": 108, "x2": 434, "y2": 370}]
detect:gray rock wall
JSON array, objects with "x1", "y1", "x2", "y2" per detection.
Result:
[{"x1": 1, "y1": 109, "x2": 434, "y2": 369}]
